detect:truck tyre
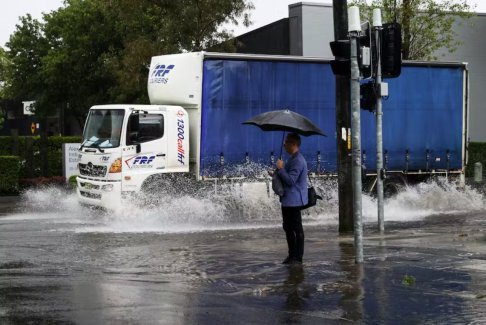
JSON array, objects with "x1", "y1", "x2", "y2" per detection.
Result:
[
  {"x1": 141, "y1": 173, "x2": 199, "y2": 198},
  {"x1": 383, "y1": 175, "x2": 407, "y2": 198}
]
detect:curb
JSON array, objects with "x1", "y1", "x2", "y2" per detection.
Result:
[{"x1": 0, "y1": 196, "x2": 20, "y2": 203}]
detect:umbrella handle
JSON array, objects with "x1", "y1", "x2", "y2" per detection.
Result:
[{"x1": 279, "y1": 131, "x2": 285, "y2": 160}]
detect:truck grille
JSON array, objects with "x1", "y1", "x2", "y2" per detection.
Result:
[
  {"x1": 79, "y1": 163, "x2": 107, "y2": 177},
  {"x1": 79, "y1": 181, "x2": 100, "y2": 190},
  {"x1": 80, "y1": 191, "x2": 101, "y2": 200}
]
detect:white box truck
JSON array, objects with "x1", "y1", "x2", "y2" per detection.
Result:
[{"x1": 77, "y1": 52, "x2": 468, "y2": 209}]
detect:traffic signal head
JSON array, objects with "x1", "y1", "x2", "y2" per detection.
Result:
[
  {"x1": 330, "y1": 40, "x2": 351, "y2": 76},
  {"x1": 381, "y1": 22, "x2": 402, "y2": 78},
  {"x1": 360, "y1": 82, "x2": 376, "y2": 111}
]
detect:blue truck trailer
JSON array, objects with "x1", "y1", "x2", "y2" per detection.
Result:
[
  {"x1": 195, "y1": 53, "x2": 467, "y2": 177},
  {"x1": 77, "y1": 52, "x2": 467, "y2": 208}
]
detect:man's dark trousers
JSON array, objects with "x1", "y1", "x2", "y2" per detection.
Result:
[{"x1": 282, "y1": 206, "x2": 304, "y2": 262}]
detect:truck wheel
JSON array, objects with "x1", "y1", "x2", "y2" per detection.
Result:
[
  {"x1": 141, "y1": 173, "x2": 198, "y2": 197},
  {"x1": 383, "y1": 176, "x2": 407, "y2": 198}
]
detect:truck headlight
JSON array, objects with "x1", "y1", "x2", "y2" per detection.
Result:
[{"x1": 109, "y1": 158, "x2": 122, "y2": 173}]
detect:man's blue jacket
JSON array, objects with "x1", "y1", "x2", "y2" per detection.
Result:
[{"x1": 278, "y1": 151, "x2": 308, "y2": 207}]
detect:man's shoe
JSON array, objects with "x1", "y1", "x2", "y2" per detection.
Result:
[
  {"x1": 291, "y1": 258, "x2": 302, "y2": 265},
  {"x1": 282, "y1": 256, "x2": 293, "y2": 264}
]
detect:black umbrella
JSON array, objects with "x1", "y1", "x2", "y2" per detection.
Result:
[
  {"x1": 242, "y1": 109, "x2": 325, "y2": 137},
  {"x1": 242, "y1": 109, "x2": 325, "y2": 159}
]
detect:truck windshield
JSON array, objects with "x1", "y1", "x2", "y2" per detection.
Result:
[{"x1": 82, "y1": 109, "x2": 124, "y2": 148}]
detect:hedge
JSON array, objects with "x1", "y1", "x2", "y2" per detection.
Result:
[
  {"x1": 0, "y1": 136, "x2": 81, "y2": 179},
  {"x1": 0, "y1": 156, "x2": 21, "y2": 194}
]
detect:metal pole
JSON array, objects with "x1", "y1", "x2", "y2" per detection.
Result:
[
  {"x1": 375, "y1": 26, "x2": 385, "y2": 234},
  {"x1": 350, "y1": 30, "x2": 364, "y2": 264},
  {"x1": 333, "y1": 0, "x2": 354, "y2": 233},
  {"x1": 41, "y1": 116, "x2": 49, "y2": 177}
]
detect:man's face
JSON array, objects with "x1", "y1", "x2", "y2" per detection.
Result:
[{"x1": 284, "y1": 137, "x2": 297, "y2": 154}]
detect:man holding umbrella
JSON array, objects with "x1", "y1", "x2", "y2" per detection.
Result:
[
  {"x1": 243, "y1": 109, "x2": 325, "y2": 265},
  {"x1": 277, "y1": 132, "x2": 308, "y2": 264}
]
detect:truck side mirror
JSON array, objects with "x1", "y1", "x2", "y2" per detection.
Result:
[{"x1": 136, "y1": 143, "x2": 141, "y2": 153}]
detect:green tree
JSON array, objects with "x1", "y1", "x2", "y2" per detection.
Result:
[
  {"x1": 4, "y1": 15, "x2": 49, "y2": 114},
  {"x1": 0, "y1": 47, "x2": 9, "y2": 97},
  {"x1": 350, "y1": 0, "x2": 474, "y2": 60},
  {"x1": 0, "y1": 47, "x2": 10, "y2": 129},
  {"x1": 167, "y1": 0, "x2": 253, "y2": 51},
  {"x1": 42, "y1": 0, "x2": 124, "y2": 127},
  {"x1": 101, "y1": 0, "x2": 254, "y2": 103},
  {"x1": 3, "y1": 0, "x2": 254, "y2": 130}
]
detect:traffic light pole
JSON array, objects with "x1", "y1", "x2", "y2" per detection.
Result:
[
  {"x1": 333, "y1": 0, "x2": 354, "y2": 233},
  {"x1": 350, "y1": 32, "x2": 364, "y2": 263},
  {"x1": 374, "y1": 12, "x2": 385, "y2": 234},
  {"x1": 349, "y1": 7, "x2": 364, "y2": 264}
]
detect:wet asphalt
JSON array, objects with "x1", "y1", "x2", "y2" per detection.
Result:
[{"x1": 0, "y1": 194, "x2": 486, "y2": 324}]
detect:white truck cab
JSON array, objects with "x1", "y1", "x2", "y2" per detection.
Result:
[{"x1": 77, "y1": 104, "x2": 189, "y2": 209}]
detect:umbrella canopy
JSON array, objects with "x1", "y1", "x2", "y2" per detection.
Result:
[{"x1": 242, "y1": 109, "x2": 325, "y2": 137}]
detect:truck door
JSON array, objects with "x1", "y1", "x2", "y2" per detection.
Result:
[{"x1": 122, "y1": 112, "x2": 167, "y2": 191}]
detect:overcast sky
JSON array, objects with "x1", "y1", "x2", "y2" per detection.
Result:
[{"x1": 1, "y1": 0, "x2": 486, "y2": 48}]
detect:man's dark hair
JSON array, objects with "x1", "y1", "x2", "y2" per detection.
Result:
[{"x1": 287, "y1": 133, "x2": 301, "y2": 147}]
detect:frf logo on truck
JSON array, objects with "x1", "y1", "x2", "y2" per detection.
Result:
[
  {"x1": 177, "y1": 110, "x2": 185, "y2": 165},
  {"x1": 125, "y1": 155, "x2": 156, "y2": 169},
  {"x1": 149, "y1": 64, "x2": 174, "y2": 84}
]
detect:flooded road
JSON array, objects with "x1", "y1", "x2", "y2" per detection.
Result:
[{"x1": 1, "y1": 180, "x2": 486, "y2": 324}]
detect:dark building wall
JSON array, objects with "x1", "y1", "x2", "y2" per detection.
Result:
[
  {"x1": 235, "y1": 18, "x2": 290, "y2": 55},
  {"x1": 235, "y1": 3, "x2": 334, "y2": 57}
]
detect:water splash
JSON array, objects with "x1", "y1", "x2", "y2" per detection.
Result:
[
  {"x1": 11, "y1": 178, "x2": 486, "y2": 233},
  {"x1": 7, "y1": 186, "x2": 88, "y2": 222},
  {"x1": 362, "y1": 178, "x2": 486, "y2": 222},
  {"x1": 95, "y1": 182, "x2": 282, "y2": 233}
]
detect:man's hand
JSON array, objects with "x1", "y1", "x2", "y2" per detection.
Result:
[{"x1": 277, "y1": 159, "x2": 284, "y2": 169}]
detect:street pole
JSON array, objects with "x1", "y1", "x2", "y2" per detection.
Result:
[
  {"x1": 349, "y1": 6, "x2": 364, "y2": 263},
  {"x1": 373, "y1": 9, "x2": 385, "y2": 234},
  {"x1": 332, "y1": 0, "x2": 354, "y2": 233}
]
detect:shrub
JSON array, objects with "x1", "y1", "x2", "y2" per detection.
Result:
[
  {"x1": 0, "y1": 135, "x2": 82, "y2": 179},
  {"x1": 0, "y1": 156, "x2": 21, "y2": 194},
  {"x1": 68, "y1": 175, "x2": 78, "y2": 189},
  {"x1": 0, "y1": 137, "x2": 13, "y2": 156}
]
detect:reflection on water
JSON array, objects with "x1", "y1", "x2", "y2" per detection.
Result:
[
  {"x1": 279, "y1": 264, "x2": 306, "y2": 324},
  {"x1": 338, "y1": 242, "x2": 364, "y2": 322},
  {"x1": 284, "y1": 264, "x2": 306, "y2": 310}
]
